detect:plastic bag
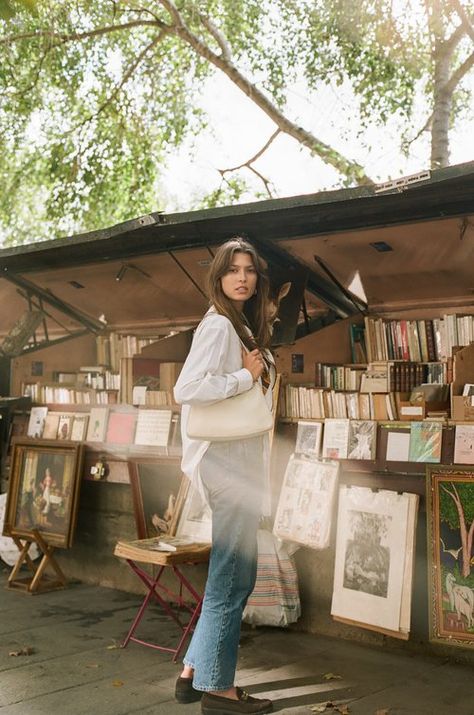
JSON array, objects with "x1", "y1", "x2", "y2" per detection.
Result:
[{"x1": 243, "y1": 528, "x2": 301, "y2": 627}]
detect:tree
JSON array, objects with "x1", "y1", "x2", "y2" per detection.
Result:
[
  {"x1": 0, "y1": 0, "x2": 473, "y2": 245},
  {"x1": 439, "y1": 481, "x2": 474, "y2": 579}
]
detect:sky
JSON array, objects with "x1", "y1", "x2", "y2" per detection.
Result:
[{"x1": 159, "y1": 64, "x2": 474, "y2": 212}]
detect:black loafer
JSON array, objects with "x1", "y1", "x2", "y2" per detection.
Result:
[
  {"x1": 201, "y1": 687, "x2": 273, "y2": 715},
  {"x1": 175, "y1": 676, "x2": 203, "y2": 703}
]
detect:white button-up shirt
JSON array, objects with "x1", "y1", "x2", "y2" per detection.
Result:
[{"x1": 173, "y1": 309, "x2": 274, "y2": 515}]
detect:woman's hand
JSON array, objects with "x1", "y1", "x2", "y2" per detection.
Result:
[{"x1": 242, "y1": 348, "x2": 265, "y2": 382}]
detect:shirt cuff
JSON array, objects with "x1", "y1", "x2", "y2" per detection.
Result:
[{"x1": 234, "y1": 368, "x2": 254, "y2": 393}]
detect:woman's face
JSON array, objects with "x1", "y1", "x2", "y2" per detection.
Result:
[{"x1": 220, "y1": 251, "x2": 258, "y2": 310}]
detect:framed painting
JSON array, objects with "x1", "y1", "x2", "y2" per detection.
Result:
[
  {"x1": 3, "y1": 439, "x2": 85, "y2": 549},
  {"x1": 426, "y1": 465, "x2": 474, "y2": 649},
  {"x1": 128, "y1": 460, "x2": 184, "y2": 539},
  {"x1": 174, "y1": 477, "x2": 212, "y2": 544}
]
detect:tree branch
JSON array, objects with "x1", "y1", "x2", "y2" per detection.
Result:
[
  {"x1": 199, "y1": 14, "x2": 232, "y2": 61},
  {"x1": 0, "y1": 19, "x2": 165, "y2": 47},
  {"x1": 217, "y1": 130, "x2": 280, "y2": 198},
  {"x1": 443, "y1": 49, "x2": 474, "y2": 95},
  {"x1": 220, "y1": 129, "x2": 281, "y2": 173},
  {"x1": 450, "y1": 0, "x2": 474, "y2": 44},
  {"x1": 156, "y1": 0, "x2": 373, "y2": 186}
]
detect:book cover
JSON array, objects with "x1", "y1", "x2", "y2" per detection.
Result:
[
  {"x1": 134, "y1": 409, "x2": 172, "y2": 447},
  {"x1": 57, "y1": 413, "x2": 73, "y2": 440},
  {"x1": 453, "y1": 424, "x2": 474, "y2": 464},
  {"x1": 86, "y1": 407, "x2": 109, "y2": 442},
  {"x1": 295, "y1": 420, "x2": 323, "y2": 457},
  {"x1": 408, "y1": 421, "x2": 442, "y2": 463},
  {"x1": 105, "y1": 412, "x2": 136, "y2": 444},
  {"x1": 70, "y1": 414, "x2": 89, "y2": 441},
  {"x1": 322, "y1": 419, "x2": 350, "y2": 459},
  {"x1": 42, "y1": 412, "x2": 60, "y2": 440},
  {"x1": 27, "y1": 406, "x2": 48, "y2": 438},
  {"x1": 347, "y1": 420, "x2": 377, "y2": 460}
]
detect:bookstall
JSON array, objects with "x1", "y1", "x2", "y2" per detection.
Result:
[{"x1": 1, "y1": 161, "x2": 474, "y2": 655}]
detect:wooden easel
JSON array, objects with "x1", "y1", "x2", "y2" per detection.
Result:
[{"x1": 6, "y1": 529, "x2": 67, "y2": 594}]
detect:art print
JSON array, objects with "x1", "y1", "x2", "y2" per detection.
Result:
[
  {"x1": 331, "y1": 486, "x2": 416, "y2": 634},
  {"x1": 3, "y1": 440, "x2": 84, "y2": 549},
  {"x1": 273, "y1": 456, "x2": 339, "y2": 549},
  {"x1": 128, "y1": 461, "x2": 184, "y2": 539},
  {"x1": 426, "y1": 466, "x2": 474, "y2": 648},
  {"x1": 347, "y1": 420, "x2": 377, "y2": 460}
]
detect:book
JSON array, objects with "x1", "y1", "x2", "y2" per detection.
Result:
[
  {"x1": 295, "y1": 420, "x2": 323, "y2": 457},
  {"x1": 57, "y1": 413, "x2": 74, "y2": 440},
  {"x1": 453, "y1": 424, "x2": 474, "y2": 464},
  {"x1": 42, "y1": 412, "x2": 60, "y2": 440},
  {"x1": 347, "y1": 420, "x2": 377, "y2": 460},
  {"x1": 114, "y1": 537, "x2": 210, "y2": 564},
  {"x1": 408, "y1": 421, "x2": 442, "y2": 463},
  {"x1": 27, "y1": 406, "x2": 48, "y2": 438},
  {"x1": 134, "y1": 409, "x2": 172, "y2": 447},
  {"x1": 321, "y1": 419, "x2": 350, "y2": 459},
  {"x1": 105, "y1": 411, "x2": 136, "y2": 444},
  {"x1": 86, "y1": 407, "x2": 109, "y2": 442},
  {"x1": 70, "y1": 414, "x2": 89, "y2": 441}
]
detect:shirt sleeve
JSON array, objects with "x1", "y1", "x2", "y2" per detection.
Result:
[{"x1": 173, "y1": 319, "x2": 254, "y2": 405}]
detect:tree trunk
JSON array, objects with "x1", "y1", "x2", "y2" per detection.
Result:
[{"x1": 431, "y1": 41, "x2": 454, "y2": 169}]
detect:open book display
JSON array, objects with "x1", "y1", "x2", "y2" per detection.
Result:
[{"x1": 114, "y1": 536, "x2": 210, "y2": 564}]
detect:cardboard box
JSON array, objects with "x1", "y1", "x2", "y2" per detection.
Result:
[
  {"x1": 452, "y1": 395, "x2": 474, "y2": 421},
  {"x1": 398, "y1": 399, "x2": 450, "y2": 421}
]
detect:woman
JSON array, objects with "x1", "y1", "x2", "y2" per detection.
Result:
[{"x1": 173, "y1": 238, "x2": 274, "y2": 715}]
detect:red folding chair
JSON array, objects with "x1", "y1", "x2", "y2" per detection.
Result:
[{"x1": 114, "y1": 541, "x2": 210, "y2": 662}]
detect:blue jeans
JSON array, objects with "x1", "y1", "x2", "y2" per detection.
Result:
[{"x1": 183, "y1": 436, "x2": 264, "y2": 691}]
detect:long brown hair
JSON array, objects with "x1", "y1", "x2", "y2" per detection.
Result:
[{"x1": 206, "y1": 237, "x2": 271, "y2": 350}]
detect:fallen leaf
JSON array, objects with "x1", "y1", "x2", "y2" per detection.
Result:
[
  {"x1": 375, "y1": 710, "x2": 389, "y2": 715},
  {"x1": 85, "y1": 663, "x2": 100, "y2": 669},
  {"x1": 336, "y1": 706, "x2": 350, "y2": 715},
  {"x1": 106, "y1": 643, "x2": 119, "y2": 650},
  {"x1": 9, "y1": 647, "x2": 34, "y2": 657},
  {"x1": 311, "y1": 704, "x2": 331, "y2": 713},
  {"x1": 323, "y1": 672, "x2": 343, "y2": 681},
  {"x1": 112, "y1": 679, "x2": 124, "y2": 687}
]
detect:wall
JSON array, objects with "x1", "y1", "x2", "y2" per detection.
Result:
[{"x1": 10, "y1": 334, "x2": 97, "y2": 395}]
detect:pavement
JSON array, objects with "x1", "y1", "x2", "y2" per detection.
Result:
[{"x1": 1, "y1": 568, "x2": 474, "y2": 715}]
